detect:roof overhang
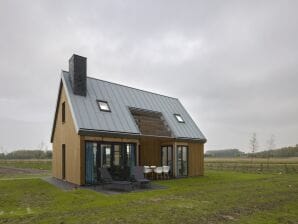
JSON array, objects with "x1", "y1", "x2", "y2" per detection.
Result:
[
  {"x1": 78, "y1": 128, "x2": 207, "y2": 143},
  {"x1": 50, "y1": 80, "x2": 63, "y2": 143}
]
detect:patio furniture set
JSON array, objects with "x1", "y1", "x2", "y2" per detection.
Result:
[
  {"x1": 98, "y1": 165, "x2": 171, "y2": 191},
  {"x1": 143, "y1": 166, "x2": 170, "y2": 180},
  {"x1": 98, "y1": 166, "x2": 151, "y2": 191}
]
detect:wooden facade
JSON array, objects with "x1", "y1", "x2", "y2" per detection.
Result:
[
  {"x1": 52, "y1": 84, "x2": 205, "y2": 186},
  {"x1": 52, "y1": 86, "x2": 81, "y2": 185}
]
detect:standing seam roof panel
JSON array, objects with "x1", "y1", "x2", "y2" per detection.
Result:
[
  {"x1": 86, "y1": 78, "x2": 104, "y2": 130},
  {"x1": 62, "y1": 72, "x2": 206, "y2": 140}
]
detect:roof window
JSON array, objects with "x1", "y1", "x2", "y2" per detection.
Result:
[
  {"x1": 174, "y1": 114, "x2": 185, "y2": 123},
  {"x1": 97, "y1": 100, "x2": 111, "y2": 112}
]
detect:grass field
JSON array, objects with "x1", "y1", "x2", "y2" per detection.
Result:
[
  {"x1": 0, "y1": 159, "x2": 298, "y2": 223},
  {"x1": 0, "y1": 159, "x2": 51, "y2": 170},
  {"x1": 205, "y1": 157, "x2": 298, "y2": 174},
  {"x1": 0, "y1": 160, "x2": 51, "y2": 180}
]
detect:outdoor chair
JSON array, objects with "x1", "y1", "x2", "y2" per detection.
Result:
[
  {"x1": 144, "y1": 166, "x2": 152, "y2": 178},
  {"x1": 98, "y1": 168, "x2": 134, "y2": 191},
  {"x1": 131, "y1": 166, "x2": 151, "y2": 188},
  {"x1": 150, "y1": 166, "x2": 157, "y2": 179},
  {"x1": 162, "y1": 166, "x2": 170, "y2": 179},
  {"x1": 154, "y1": 166, "x2": 163, "y2": 180}
]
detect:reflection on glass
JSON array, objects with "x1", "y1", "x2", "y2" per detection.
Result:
[
  {"x1": 114, "y1": 145, "x2": 120, "y2": 166},
  {"x1": 177, "y1": 146, "x2": 188, "y2": 176},
  {"x1": 162, "y1": 147, "x2": 167, "y2": 166},
  {"x1": 101, "y1": 144, "x2": 111, "y2": 168},
  {"x1": 161, "y1": 146, "x2": 173, "y2": 176},
  {"x1": 92, "y1": 143, "x2": 97, "y2": 180},
  {"x1": 86, "y1": 142, "x2": 136, "y2": 182}
]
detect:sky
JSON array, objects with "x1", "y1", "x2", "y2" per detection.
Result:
[{"x1": 0, "y1": 0, "x2": 297, "y2": 153}]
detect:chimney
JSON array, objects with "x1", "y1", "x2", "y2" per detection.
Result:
[{"x1": 69, "y1": 54, "x2": 87, "y2": 96}]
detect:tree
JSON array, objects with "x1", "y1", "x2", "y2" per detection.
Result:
[
  {"x1": 266, "y1": 134, "x2": 275, "y2": 167},
  {"x1": 249, "y1": 132, "x2": 258, "y2": 163},
  {"x1": 0, "y1": 146, "x2": 4, "y2": 160}
]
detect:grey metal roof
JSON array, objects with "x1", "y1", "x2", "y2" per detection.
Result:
[{"x1": 61, "y1": 71, "x2": 206, "y2": 141}]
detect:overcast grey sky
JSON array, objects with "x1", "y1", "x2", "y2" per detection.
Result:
[{"x1": 0, "y1": 0, "x2": 297, "y2": 152}]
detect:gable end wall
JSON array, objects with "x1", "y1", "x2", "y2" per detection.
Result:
[{"x1": 52, "y1": 85, "x2": 82, "y2": 185}]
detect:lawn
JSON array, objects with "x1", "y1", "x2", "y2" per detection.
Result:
[
  {"x1": 0, "y1": 169, "x2": 298, "y2": 223},
  {"x1": 205, "y1": 157, "x2": 298, "y2": 174},
  {"x1": 0, "y1": 160, "x2": 51, "y2": 170},
  {"x1": 0, "y1": 160, "x2": 51, "y2": 180}
]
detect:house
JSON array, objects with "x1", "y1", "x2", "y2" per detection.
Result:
[{"x1": 51, "y1": 54, "x2": 207, "y2": 185}]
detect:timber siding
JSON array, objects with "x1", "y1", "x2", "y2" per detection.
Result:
[
  {"x1": 188, "y1": 142, "x2": 204, "y2": 176},
  {"x1": 52, "y1": 86, "x2": 82, "y2": 185}
]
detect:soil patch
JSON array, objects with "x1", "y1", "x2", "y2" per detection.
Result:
[{"x1": 0, "y1": 166, "x2": 48, "y2": 175}]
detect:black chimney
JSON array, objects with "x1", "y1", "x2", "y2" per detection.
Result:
[{"x1": 69, "y1": 54, "x2": 87, "y2": 96}]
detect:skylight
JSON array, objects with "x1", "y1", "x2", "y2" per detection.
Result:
[
  {"x1": 97, "y1": 100, "x2": 111, "y2": 112},
  {"x1": 174, "y1": 114, "x2": 185, "y2": 123}
]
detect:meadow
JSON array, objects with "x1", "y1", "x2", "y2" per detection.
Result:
[
  {"x1": 0, "y1": 158, "x2": 298, "y2": 224},
  {"x1": 205, "y1": 157, "x2": 298, "y2": 173}
]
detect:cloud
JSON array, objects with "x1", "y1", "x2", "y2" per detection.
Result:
[{"x1": 0, "y1": 0, "x2": 297, "y2": 152}]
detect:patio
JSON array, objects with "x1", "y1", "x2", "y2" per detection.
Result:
[{"x1": 44, "y1": 176, "x2": 167, "y2": 195}]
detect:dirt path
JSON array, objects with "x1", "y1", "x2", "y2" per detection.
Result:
[{"x1": 0, "y1": 166, "x2": 49, "y2": 175}]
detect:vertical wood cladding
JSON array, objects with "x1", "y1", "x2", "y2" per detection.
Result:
[
  {"x1": 52, "y1": 85, "x2": 82, "y2": 185},
  {"x1": 188, "y1": 142, "x2": 204, "y2": 176}
]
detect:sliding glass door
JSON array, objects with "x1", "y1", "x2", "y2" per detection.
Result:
[
  {"x1": 85, "y1": 141, "x2": 136, "y2": 184},
  {"x1": 161, "y1": 146, "x2": 173, "y2": 176},
  {"x1": 85, "y1": 142, "x2": 98, "y2": 184},
  {"x1": 177, "y1": 145, "x2": 188, "y2": 176},
  {"x1": 100, "y1": 144, "x2": 112, "y2": 168}
]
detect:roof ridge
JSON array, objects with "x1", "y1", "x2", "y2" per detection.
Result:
[{"x1": 62, "y1": 70, "x2": 178, "y2": 100}]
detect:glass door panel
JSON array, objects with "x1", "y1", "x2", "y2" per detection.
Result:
[
  {"x1": 162, "y1": 146, "x2": 168, "y2": 166},
  {"x1": 101, "y1": 144, "x2": 112, "y2": 168},
  {"x1": 113, "y1": 144, "x2": 121, "y2": 166},
  {"x1": 85, "y1": 142, "x2": 98, "y2": 184},
  {"x1": 161, "y1": 146, "x2": 173, "y2": 175},
  {"x1": 177, "y1": 145, "x2": 188, "y2": 176},
  {"x1": 86, "y1": 142, "x2": 136, "y2": 183}
]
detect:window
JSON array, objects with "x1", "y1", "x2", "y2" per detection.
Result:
[
  {"x1": 97, "y1": 100, "x2": 111, "y2": 112},
  {"x1": 62, "y1": 144, "x2": 66, "y2": 179},
  {"x1": 85, "y1": 142, "x2": 136, "y2": 183},
  {"x1": 62, "y1": 102, "x2": 65, "y2": 123},
  {"x1": 113, "y1": 145, "x2": 121, "y2": 166},
  {"x1": 177, "y1": 145, "x2": 188, "y2": 176},
  {"x1": 161, "y1": 146, "x2": 173, "y2": 176},
  {"x1": 174, "y1": 114, "x2": 184, "y2": 123},
  {"x1": 101, "y1": 144, "x2": 111, "y2": 168}
]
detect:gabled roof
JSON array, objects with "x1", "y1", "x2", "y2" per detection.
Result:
[{"x1": 51, "y1": 71, "x2": 206, "y2": 142}]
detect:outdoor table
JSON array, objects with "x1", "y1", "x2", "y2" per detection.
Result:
[{"x1": 149, "y1": 166, "x2": 156, "y2": 179}]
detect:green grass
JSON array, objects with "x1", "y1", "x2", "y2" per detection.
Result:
[
  {"x1": 0, "y1": 160, "x2": 297, "y2": 223},
  {"x1": 205, "y1": 157, "x2": 298, "y2": 173},
  {"x1": 0, "y1": 171, "x2": 298, "y2": 224},
  {"x1": 0, "y1": 160, "x2": 52, "y2": 170}
]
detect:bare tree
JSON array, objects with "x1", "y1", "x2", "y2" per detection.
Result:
[
  {"x1": 266, "y1": 134, "x2": 275, "y2": 168},
  {"x1": 249, "y1": 132, "x2": 258, "y2": 164}
]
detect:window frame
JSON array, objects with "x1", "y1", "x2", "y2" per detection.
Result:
[
  {"x1": 62, "y1": 102, "x2": 66, "y2": 123},
  {"x1": 176, "y1": 145, "x2": 188, "y2": 176},
  {"x1": 97, "y1": 100, "x2": 111, "y2": 112},
  {"x1": 85, "y1": 141, "x2": 136, "y2": 183},
  {"x1": 62, "y1": 144, "x2": 66, "y2": 179},
  {"x1": 174, "y1": 114, "x2": 185, "y2": 123}
]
